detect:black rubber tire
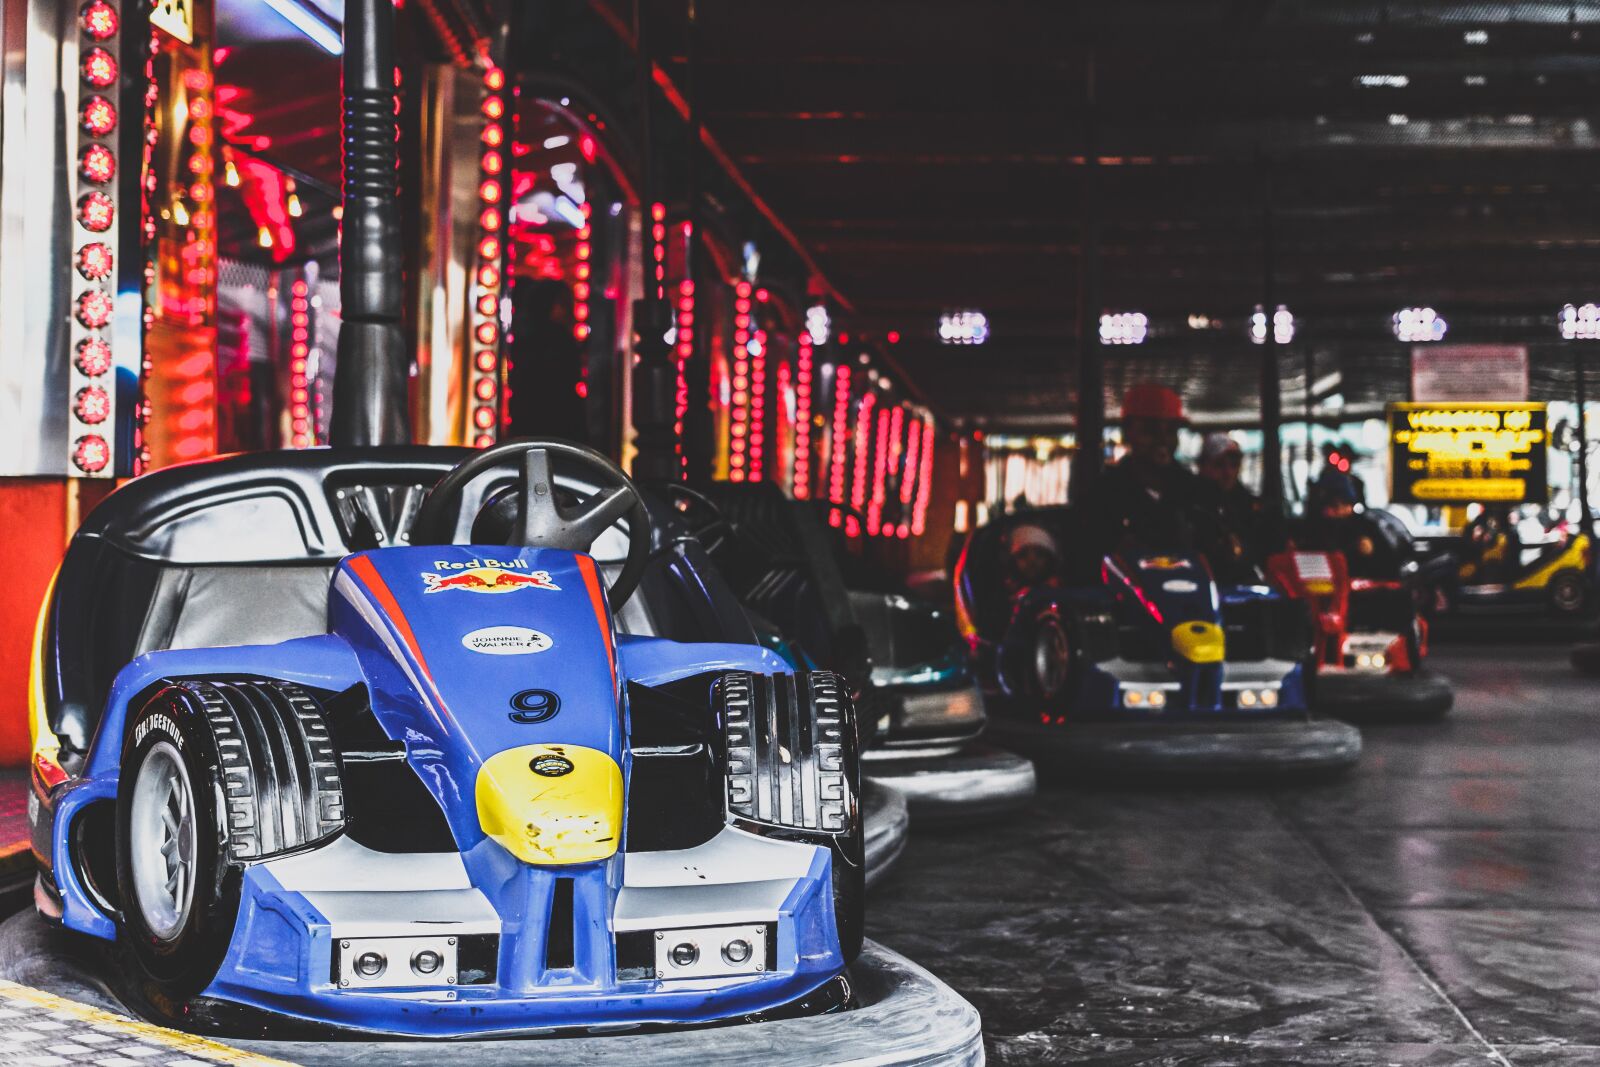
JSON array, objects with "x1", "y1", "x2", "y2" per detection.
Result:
[
  {"x1": 114, "y1": 680, "x2": 343, "y2": 1004},
  {"x1": 1550, "y1": 570, "x2": 1590, "y2": 617},
  {"x1": 717, "y1": 671, "x2": 864, "y2": 964},
  {"x1": 1001, "y1": 609, "x2": 1072, "y2": 702}
]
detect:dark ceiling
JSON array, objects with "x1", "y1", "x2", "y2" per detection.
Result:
[{"x1": 640, "y1": 1, "x2": 1600, "y2": 427}]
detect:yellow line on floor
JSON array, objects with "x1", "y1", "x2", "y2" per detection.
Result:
[{"x1": 0, "y1": 978, "x2": 300, "y2": 1066}]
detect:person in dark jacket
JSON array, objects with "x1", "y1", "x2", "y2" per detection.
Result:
[
  {"x1": 1078, "y1": 384, "x2": 1230, "y2": 576},
  {"x1": 1196, "y1": 432, "x2": 1287, "y2": 577},
  {"x1": 1291, "y1": 470, "x2": 1406, "y2": 578}
]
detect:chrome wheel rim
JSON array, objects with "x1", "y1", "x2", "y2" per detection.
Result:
[{"x1": 129, "y1": 740, "x2": 197, "y2": 941}]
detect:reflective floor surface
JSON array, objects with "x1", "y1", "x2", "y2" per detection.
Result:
[{"x1": 866, "y1": 642, "x2": 1600, "y2": 1066}]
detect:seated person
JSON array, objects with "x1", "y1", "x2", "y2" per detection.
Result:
[
  {"x1": 1291, "y1": 471, "x2": 1404, "y2": 579},
  {"x1": 1462, "y1": 506, "x2": 1520, "y2": 585},
  {"x1": 1004, "y1": 522, "x2": 1061, "y2": 596}
]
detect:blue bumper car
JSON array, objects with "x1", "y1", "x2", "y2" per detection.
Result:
[
  {"x1": 28, "y1": 442, "x2": 864, "y2": 1037},
  {"x1": 954, "y1": 509, "x2": 1362, "y2": 778}
]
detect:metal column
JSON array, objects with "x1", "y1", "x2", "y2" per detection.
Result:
[
  {"x1": 1070, "y1": 48, "x2": 1103, "y2": 501},
  {"x1": 1259, "y1": 173, "x2": 1283, "y2": 506},
  {"x1": 629, "y1": 0, "x2": 678, "y2": 482}
]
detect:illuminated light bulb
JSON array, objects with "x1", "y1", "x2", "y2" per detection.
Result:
[
  {"x1": 1098, "y1": 311, "x2": 1147, "y2": 345},
  {"x1": 82, "y1": 47, "x2": 117, "y2": 88},
  {"x1": 75, "y1": 288, "x2": 113, "y2": 329},
  {"x1": 1250, "y1": 304, "x2": 1295, "y2": 345},
  {"x1": 1559, "y1": 303, "x2": 1600, "y2": 341},
  {"x1": 477, "y1": 265, "x2": 500, "y2": 288},
  {"x1": 76, "y1": 242, "x2": 113, "y2": 280},
  {"x1": 482, "y1": 96, "x2": 504, "y2": 120},
  {"x1": 72, "y1": 433, "x2": 110, "y2": 474},
  {"x1": 484, "y1": 67, "x2": 505, "y2": 90},
  {"x1": 75, "y1": 337, "x2": 112, "y2": 376},
  {"x1": 479, "y1": 180, "x2": 502, "y2": 203},
  {"x1": 482, "y1": 125, "x2": 503, "y2": 147},
  {"x1": 287, "y1": 193, "x2": 303, "y2": 217},
  {"x1": 473, "y1": 405, "x2": 496, "y2": 429},
  {"x1": 474, "y1": 377, "x2": 496, "y2": 401},
  {"x1": 257, "y1": 225, "x2": 273, "y2": 249},
  {"x1": 479, "y1": 207, "x2": 502, "y2": 230},
  {"x1": 481, "y1": 151, "x2": 503, "y2": 175},
  {"x1": 474, "y1": 433, "x2": 494, "y2": 449},
  {"x1": 939, "y1": 309, "x2": 990, "y2": 345},
  {"x1": 1393, "y1": 306, "x2": 1447, "y2": 342},
  {"x1": 81, "y1": 95, "x2": 117, "y2": 136},
  {"x1": 478, "y1": 236, "x2": 500, "y2": 261},
  {"x1": 474, "y1": 350, "x2": 497, "y2": 372},
  {"x1": 79, "y1": 144, "x2": 115, "y2": 184},
  {"x1": 80, "y1": 1, "x2": 118, "y2": 41},
  {"x1": 475, "y1": 322, "x2": 497, "y2": 344},
  {"x1": 74, "y1": 385, "x2": 110, "y2": 424},
  {"x1": 476, "y1": 294, "x2": 497, "y2": 316}
]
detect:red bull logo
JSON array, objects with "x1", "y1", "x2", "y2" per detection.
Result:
[{"x1": 422, "y1": 563, "x2": 560, "y2": 594}]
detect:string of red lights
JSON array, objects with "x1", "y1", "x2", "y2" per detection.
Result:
[
  {"x1": 467, "y1": 65, "x2": 506, "y2": 448},
  {"x1": 792, "y1": 329, "x2": 814, "y2": 498}
]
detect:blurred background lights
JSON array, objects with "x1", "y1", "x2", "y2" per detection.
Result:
[
  {"x1": 1251, "y1": 304, "x2": 1294, "y2": 344},
  {"x1": 939, "y1": 309, "x2": 989, "y2": 345},
  {"x1": 806, "y1": 304, "x2": 831, "y2": 345},
  {"x1": 1559, "y1": 302, "x2": 1600, "y2": 340},
  {"x1": 1394, "y1": 306, "x2": 1447, "y2": 342},
  {"x1": 1099, "y1": 311, "x2": 1147, "y2": 345}
]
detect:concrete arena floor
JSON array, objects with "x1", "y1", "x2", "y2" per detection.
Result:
[{"x1": 865, "y1": 643, "x2": 1600, "y2": 1066}]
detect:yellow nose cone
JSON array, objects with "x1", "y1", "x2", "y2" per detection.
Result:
[
  {"x1": 476, "y1": 744, "x2": 623, "y2": 865},
  {"x1": 1171, "y1": 621, "x2": 1226, "y2": 664}
]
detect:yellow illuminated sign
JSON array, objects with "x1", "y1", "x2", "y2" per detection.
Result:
[{"x1": 1388, "y1": 403, "x2": 1548, "y2": 505}]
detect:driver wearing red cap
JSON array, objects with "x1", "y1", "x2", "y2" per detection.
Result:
[{"x1": 1078, "y1": 383, "x2": 1220, "y2": 565}]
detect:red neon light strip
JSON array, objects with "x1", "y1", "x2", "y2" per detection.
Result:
[
  {"x1": 867, "y1": 405, "x2": 891, "y2": 536},
  {"x1": 793, "y1": 332, "x2": 814, "y2": 498},
  {"x1": 851, "y1": 390, "x2": 876, "y2": 522},
  {"x1": 468, "y1": 67, "x2": 505, "y2": 448},
  {"x1": 912, "y1": 416, "x2": 935, "y2": 536},
  {"x1": 674, "y1": 271, "x2": 693, "y2": 478},
  {"x1": 748, "y1": 324, "x2": 767, "y2": 481},
  {"x1": 897, "y1": 411, "x2": 921, "y2": 539},
  {"x1": 729, "y1": 280, "x2": 752, "y2": 481},
  {"x1": 289, "y1": 280, "x2": 312, "y2": 447},
  {"x1": 827, "y1": 364, "x2": 852, "y2": 525}
]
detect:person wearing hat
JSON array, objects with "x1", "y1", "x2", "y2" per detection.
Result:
[
  {"x1": 1196, "y1": 432, "x2": 1287, "y2": 579},
  {"x1": 1291, "y1": 469, "x2": 1404, "y2": 577},
  {"x1": 1078, "y1": 383, "x2": 1222, "y2": 564},
  {"x1": 1005, "y1": 521, "x2": 1061, "y2": 593}
]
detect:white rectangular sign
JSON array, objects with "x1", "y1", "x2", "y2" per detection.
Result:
[{"x1": 1411, "y1": 345, "x2": 1528, "y2": 402}]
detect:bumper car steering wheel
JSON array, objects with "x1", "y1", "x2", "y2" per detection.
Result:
[{"x1": 410, "y1": 439, "x2": 651, "y2": 610}]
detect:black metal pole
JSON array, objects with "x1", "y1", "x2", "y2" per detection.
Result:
[
  {"x1": 1070, "y1": 48, "x2": 1103, "y2": 501},
  {"x1": 1259, "y1": 168, "x2": 1283, "y2": 506},
  {"x1": 1577, "y1": 344, "x2": 1592, "y2": 538},
  {"x1": 630, "y1": 0, "x2": 678, "y2": 481},
  {"x1": 330, "y1": 0, "x2": 411, "y2": 447}
]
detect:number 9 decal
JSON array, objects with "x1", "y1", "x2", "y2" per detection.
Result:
[{"x1": 508, "y1": 689, "x2": 561, "y2": 724}]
